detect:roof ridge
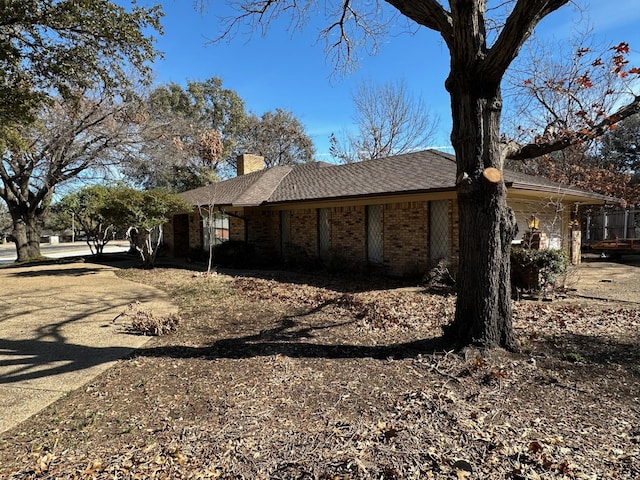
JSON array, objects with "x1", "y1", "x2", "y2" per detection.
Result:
[{"x1": 233, "y1": 165, "x2": 293, "y2": 206}]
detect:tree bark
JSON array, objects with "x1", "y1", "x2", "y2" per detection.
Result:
[
  {"x1": 443, "y1": 62, "x2": 518, "y2": 350},
  {"x1": 8, "y1": 204, "x2": 44, "y2": 261},
  {"x1": 127, "y1": 226, "x2": 159, "y2": 269}
]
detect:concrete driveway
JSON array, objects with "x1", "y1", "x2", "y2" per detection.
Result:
[
  {"x1": 0, "y1": 262, "x2": 177, "y2": 433},
  {"x1": 570, "y1": 257, "x2": 640, "y2": 305}
]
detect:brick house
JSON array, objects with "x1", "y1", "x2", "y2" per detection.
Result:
[{"x1": 164, "y1": 150, "x2": 615, "y2": 276}]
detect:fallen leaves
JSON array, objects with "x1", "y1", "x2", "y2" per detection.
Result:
[
  {"x1": 233, "y1": 276, "x2": 454, "y2": 331},
  {"x1": 2, "y1": 268, "x2": 639, "y2": 479},
  {"x1": 117, "y1": 301, "x2": 182, "y2": 336}
]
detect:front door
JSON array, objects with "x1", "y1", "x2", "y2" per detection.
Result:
[{"x1": 173, "y1": 214, "x2": 190, "y2": 257}]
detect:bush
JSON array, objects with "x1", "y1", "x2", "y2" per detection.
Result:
[
  {"x1": 119, "y1": 302, "x2": 181, "y2": 336},
  {"x1": 511, "y1": 247, "x2": 568, "y2": 292},
  {"x1": 212, "y1": 240, "x2": 256, "y2": 268},
  {"x1": 423, "y1": 259, "x2": 456, "y2": 292},
  {"x1": 323, "y1": 248, "x2": 365, "y2": 274},
  {"x1": 283, "y1": 243, "x2": 322, "y2": 270},
  {"x1": 186, "y1": 247, "x2": 208, "y2": 263}
]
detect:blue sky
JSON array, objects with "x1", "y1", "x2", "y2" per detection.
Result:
[{"x1": 136, "y1": 1, "x2": 640, "y2": 160}]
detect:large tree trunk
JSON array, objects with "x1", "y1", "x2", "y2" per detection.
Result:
[
  {"x1": 9, "y1": 206, "x2": 44, "y2": 262},
  {"x1": 443, "y1": 68, "x2": 518, "y2": 350}
]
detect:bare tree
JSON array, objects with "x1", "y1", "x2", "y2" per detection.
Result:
[
  {"x1": 0, "y1": 89, "x2": 143, "y2": 261},
  {"x1": 330, "y1": 78, "x2": 439, "y2": 163},
  {"x1": 196, "y1": 183, "x2": 222, "y2": 274},
  {"x1": 201, "y1": 0, "x2": 640, "y2": 349},
  {"x1": 503, "y1": 30, "x2": 640, "y2": 206},
  {"x1": 505, "y1": 31, "x2": 637, "y2": 149}
]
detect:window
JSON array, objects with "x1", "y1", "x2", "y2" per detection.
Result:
[
  {"x1": 429, "y1": 200, "x2": 449, "y2": 263},
  {"x1": 367, "y1": 204, "x2": 384, "y2": 264},
  {"x1": 318, "y1": 208, "x2": 330, "y2": 258},
  {"x1": 202, "y1": 213, "x2": 229, "y2": 249}
]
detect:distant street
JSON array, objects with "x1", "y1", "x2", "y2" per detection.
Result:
[{"x1": 0, "y1": 241, "x2": 130, "y2": 265}]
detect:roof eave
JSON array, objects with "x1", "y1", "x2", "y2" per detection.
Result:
[
  {"x1": 264, "y1": 187, "x2": 457, "y2": 206},
  {"x1": 509, "y1": 182, "x2": 622, "y2": 205}
]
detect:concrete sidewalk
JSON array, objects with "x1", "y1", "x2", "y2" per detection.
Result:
[{"x1": 0, "y1": 262, "x2": 177, "y2": 433}]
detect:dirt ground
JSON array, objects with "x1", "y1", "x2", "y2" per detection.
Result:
[{"x1": 0, "y1": 259, "x2": 638, "y2": 479}]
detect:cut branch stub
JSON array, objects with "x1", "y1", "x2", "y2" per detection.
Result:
[{"x1": 482, "y1": 167, "x2": 502, "y2": 183}]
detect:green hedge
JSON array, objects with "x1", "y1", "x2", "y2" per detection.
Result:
[{"x1": 511, "y1": 247, "x2": 568, "y2": 291}]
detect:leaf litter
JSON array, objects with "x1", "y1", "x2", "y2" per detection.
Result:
[{"x1": 1, "y1": 268, "x2": 638, "y2": 479}]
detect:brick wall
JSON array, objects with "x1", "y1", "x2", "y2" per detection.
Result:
[
  {"x1": 229, "y1": 215, "x2": 245, "y2": 242},
  {"x1": 259, "y1": 201, "x2": 455, "y2": 277},
  {"x1": 163, "y1": 217, "x2": 175, "y2": 253},
  {"x1": 330, "y1": 205, "x2": 366, "y2": 262},
  {"x1": 245, "y1": 209, "x2": 281, "y2": 258},
  {"x1": 290, "y1": 209, "x2": 318, "y2": 256},
  {"x1": 384, "y1": 201, "x2": 429, "y2": 276},
  {"x1": 165, "y1": 199, "x2": 458, "y2": 277},
  {"x1": 162, "y1": 210, "x2": 201, "y2": 255}
]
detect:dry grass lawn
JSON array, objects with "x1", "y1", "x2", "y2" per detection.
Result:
[{"x1": 0, "y1": 265, "x2": 639, "y2": 479}]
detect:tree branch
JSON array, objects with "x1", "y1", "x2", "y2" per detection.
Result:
[
  {"x1": 483, "y1": 0, "x2": 570, "y2": 83},
  {"x1": 506, "y1": 95, "x2": 640, "y2": 160},
  {"x1": 385, "y1": 0, "x2": 453, "y2": 46}
]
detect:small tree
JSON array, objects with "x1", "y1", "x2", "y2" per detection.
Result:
[
  {"x1": 195, "y1": 182, "x2": 222, "y2": 274},
  {"x1": 100, "y1": 187, "x2": 191, "y2": 268},
  {"x1": 55, "y1": 185, "x2": 115, "y2": 256}
]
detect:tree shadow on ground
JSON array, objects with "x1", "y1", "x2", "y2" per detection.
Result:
[
  {"x1": 135, "y1": 294, "x2": 640, "y2": 371},
  {"x1": 137, "y1": 302, "x2": 449, "y2": 362},
  {"x1": 137, "y1": 335, "x2": 447, "y2": 362},
  {"x1": 7, "y1": 266, "x2": 105, "y2": 277},
  {"x1": 541, "y1": 332, "x2": 640, "y2": 367},
  {"x1": 0, "y1": 338, "x2": 135, "y2": 385},
  {"x1": 581, "y1": 253, "x2": 640, "y2": 266}
]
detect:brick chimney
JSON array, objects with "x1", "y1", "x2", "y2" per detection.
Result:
[{"x1": 236, "y1": 153, "x2": 265, "y2": 176}]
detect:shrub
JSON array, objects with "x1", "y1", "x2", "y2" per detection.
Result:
[
  {"x1": 212, "y1": 240, "x2": 256, "y2": 268},
  {"x1": 323, "y1": 248, "x2": 364, "y2": 274},
  {"x1": 119, "y1": 302, "x2": 181, "y2": 336},
  {"x1": 283, "y1": 243, "x2": 322, "y2": 270},
  {"x1": 185, "y1": 247, "x2": 208, "y2": 263},
  {"x1": 423, "y1": 259, "x2": 456, "y2": 292},
  {"x1": 511, "y1": 247, "x2": 568, "y2": 292}
]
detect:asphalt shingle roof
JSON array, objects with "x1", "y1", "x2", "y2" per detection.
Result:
[
  {"x1": 269, "y1": 150, "x2": 456, "y2": 202},
  {"x1": 180, "y1": 166, "x2": 291, "y2": 207},
  {"x1": 181, "y1": 149, "x2": 615, "y2": 206}
]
